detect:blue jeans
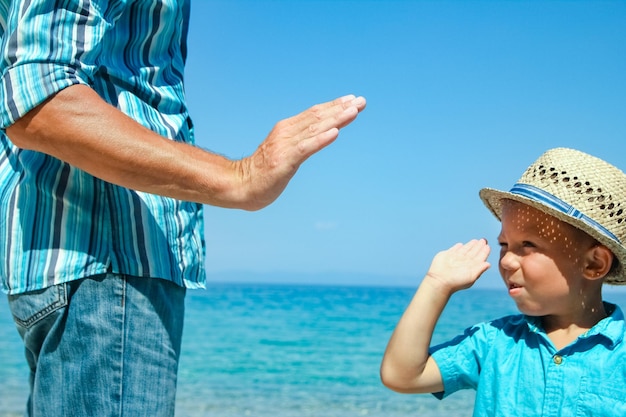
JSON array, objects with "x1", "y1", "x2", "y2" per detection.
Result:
[{"x1": 8, "y1": 274, "x2": 186, "y2": 417}]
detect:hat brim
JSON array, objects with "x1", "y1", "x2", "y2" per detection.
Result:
[{"x1": 479, "y1": 187, "x2": 626, "y2": 285}]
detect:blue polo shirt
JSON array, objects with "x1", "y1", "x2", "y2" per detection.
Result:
[
  {"x1": 0, "y1": 0, "x2": 205, "y2": 294},
  {"x1": 430, "y1": 303, "x2": 626, "y2": 416}
]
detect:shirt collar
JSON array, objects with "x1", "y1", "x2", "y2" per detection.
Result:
[
  {"x1": 583, "y1": 303, "x2": 625, "y2": 348},
  {"x1": 523, "y1": 302, "x2": 625, "y2": 349}
]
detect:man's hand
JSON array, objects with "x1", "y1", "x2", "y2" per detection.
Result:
[{"x1": 237, "y1": 95, "x2": 366, "y2": 210}]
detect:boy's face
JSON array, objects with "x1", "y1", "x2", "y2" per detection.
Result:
[{"x1": 498, "y1": 200, "x2": 597, "y2": 317}]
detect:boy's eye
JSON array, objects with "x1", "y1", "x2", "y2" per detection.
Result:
[{"x1": 522, "y1": 241, "x2": 536, "y2": 248}]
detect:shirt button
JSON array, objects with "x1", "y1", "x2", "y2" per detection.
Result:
[{"x1": 553, "y1": 355, "x2": 563, "y2": 365}]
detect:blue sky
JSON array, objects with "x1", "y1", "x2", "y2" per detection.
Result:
[{"x1": 184, "y1": 1, "x2": 626, "y2": 289}]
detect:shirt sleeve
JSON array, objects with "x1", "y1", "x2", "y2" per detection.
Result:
[
  {"x1": 429, "y1": 320, "x2": 497, "y2": 399},
  {"x1": 0, "y1": 0, "x2": 126, "y2": 128}
]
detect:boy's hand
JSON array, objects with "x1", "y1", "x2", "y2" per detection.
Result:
[{"x1": 425, "y1": 239, "x2": 491, "y2": 294}]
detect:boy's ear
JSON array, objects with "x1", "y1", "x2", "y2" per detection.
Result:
[{"x1": 583, "y1": 244, "x2": 614, "y2": 281}]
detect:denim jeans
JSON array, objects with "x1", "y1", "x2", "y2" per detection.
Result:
[{"x1": 8, "y1": 274, "x2": 186, "y2": 417}]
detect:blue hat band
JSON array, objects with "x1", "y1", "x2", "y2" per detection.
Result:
[{"x1": 510, "y1": 183, "x2": 621, "y2": 244}]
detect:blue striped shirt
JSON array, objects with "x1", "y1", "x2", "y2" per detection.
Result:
[{"x1": 0, "y1": 0, "x2": 206, "y2": 294}]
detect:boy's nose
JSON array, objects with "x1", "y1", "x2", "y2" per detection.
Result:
[{"x1": 499, "y1": 250, "x2": 519, "y2": 271}]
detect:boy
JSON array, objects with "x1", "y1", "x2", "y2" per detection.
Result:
[{"x1": 380, "y1": 148, "x2": 626, "y2": 416}]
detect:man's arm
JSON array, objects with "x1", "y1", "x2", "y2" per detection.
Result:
[
  {"x1": 6, "y1": 84, "x2": 366, "y2": 210},
  {"x1": 380, "y1": 239, "x2": 491, "y2": 393}
]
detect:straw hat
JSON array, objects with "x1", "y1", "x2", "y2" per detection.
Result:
[{"x1": 479, "y1": 148, "x2": 626, "y2": 285}]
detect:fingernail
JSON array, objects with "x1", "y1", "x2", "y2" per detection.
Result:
[{"x1": 351, "y1": 96, "x2": 366, "y2": 106}]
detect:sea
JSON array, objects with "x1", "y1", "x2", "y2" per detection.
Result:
[{"x1": 2, "y1": 282, "x2": 626, "y2": 417}]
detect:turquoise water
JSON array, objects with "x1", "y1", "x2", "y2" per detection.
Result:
[{"x1": 2, "y1": 283, "x2": 626, "y2": 417}]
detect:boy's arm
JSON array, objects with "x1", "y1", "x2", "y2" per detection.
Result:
[{"x1": 380, "y1": 239, "x2": 491, "y2": 394}]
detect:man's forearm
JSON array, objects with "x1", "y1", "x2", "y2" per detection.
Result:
[
  {"x1": 5, "y1": 84, "x2": 365, "y2": 210},
  {"x1": 6, "y1": 84, "x2": 247, "y2": 207}
]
